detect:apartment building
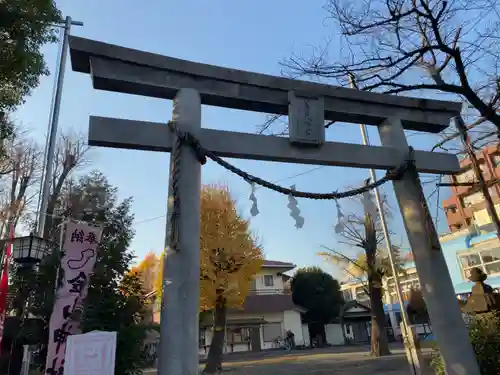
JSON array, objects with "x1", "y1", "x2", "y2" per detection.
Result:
[
  {"x1": 339, "y1": 261, "x2": 423, "y2": 342},
  {"x1": 340, "y1": 261, "x2": 419, "y2": 306},
  {"x1": 443, "y1": 144, "x2": 500, "y2": 232}
]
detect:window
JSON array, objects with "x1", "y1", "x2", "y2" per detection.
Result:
[
  {"x1": 199, "y1": 330, "x2": 206, "y2": 347},
  {"x1": 262, "y1": 322, "x2": 282, "y2": 342},
  {"x1": 250, "y1": 279, "x2": 257, "y2": 291},
  {"x1": 355, "y1": 286, "x2": 368, "y2": 300},
  {"x1": 460, "y1": 253, "x2": 481, "y2": 268},
  {"x1": 481, "y1": 249, "x2": 500, "y2": 263},
  {"x1": 227, "y1": 328, "x2": 249, "y2": 344},
  {"x1": 463, "y1": 192, "x2": 484, "y2": 207},
  {"x1": 386, "y1": 274, "x2": 420, "y2": 302},
  {"x1": 482, "y1": 249, "x2": 500, "y2": 274},
  {"x1": 459, "y1": 247, "x2": 500, "y2": 278},
  {"x1": 445, "y1": 205, "x2": 457, "y2": 214},
  {"x1": 394, "y1": 312, "x2": 402, "y2": 325},
  {"x1": 455, "y1": 169, "x2": 476, "y2": 184},
  {"x1": 474, "y1": 209, "x2": 491, "y2": 226},
  {"x1": 342, "y1": 289, "x2": 352, "y2": 301},
  {"x1": 385, "y1": 314, "x2": 392, "y2": 327},
  {"x1": 264, "y1": 275, "x2": 274, "y2": 287}
]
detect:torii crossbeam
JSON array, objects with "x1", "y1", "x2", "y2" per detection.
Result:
[{"x1": 68, "y1": 36, "x2": 480, "y2": 375}]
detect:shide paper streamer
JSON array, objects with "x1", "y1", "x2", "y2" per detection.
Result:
[
  {"x1": 288, "y1": 185, "x2": 305, "y2": 229},
  {"x1": 247, "y1": 182, "x2": 348, "y2": 232},
  {"x1": 361, "y1": 178, "x2": 378, "y2": 218},
  {"x1": 334, "y1": 199, "x2": 345, "y2": 234},
  {"x1": 249, "y1": 182, "x2": 260, "y2": 217}
]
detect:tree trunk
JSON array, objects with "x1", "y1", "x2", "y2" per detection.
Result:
[
  {"x1": 369, "y1": 278, "x2": 391, "y2": 356},
  {"x1": 204, "y1": 296, "x2": 226, "y2": 374}
]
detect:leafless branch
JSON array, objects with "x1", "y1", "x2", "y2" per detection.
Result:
[
  {"x1": 0, "y1": 126, "x2": 42, "y2": 235},
  {"x1": 42, "y1": 132, "x2": 90, "y2": 238},
  {"x1": 283, "y1": 0, "x2": 500, "y2": 131}
]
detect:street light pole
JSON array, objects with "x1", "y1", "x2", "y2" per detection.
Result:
[
  {"x1": 36, "y1": 16, "x2": 83, "y2": 237},
  {"x1": 348, "y1": 75, "x2": 418, "y2": 373}
]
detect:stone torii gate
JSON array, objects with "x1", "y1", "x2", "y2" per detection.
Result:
[{"x1": 68, "y1": 36, "x2": 479, "y2": 375}]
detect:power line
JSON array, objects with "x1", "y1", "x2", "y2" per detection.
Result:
[
  {"x1": 131, "y1": 165, "x2": 330, "y2": 226},
  {"x1": 254, "y1": 165, "x2": 326, "y2": 191}
]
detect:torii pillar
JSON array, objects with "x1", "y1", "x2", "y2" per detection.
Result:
[{"x1": 67, "y1": 36, "x2": 481, "y2": 375}]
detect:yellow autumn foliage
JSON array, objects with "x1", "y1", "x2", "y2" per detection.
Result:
[
  {"x1": 130, "y1": 251, "x2": 160, "y2": 293},
  {"x1": 155, "y1": 250, "x2": 165, "y2": 294},
  {"x1": 199, "y1": 184, "x2": 264, "y2": 311}
]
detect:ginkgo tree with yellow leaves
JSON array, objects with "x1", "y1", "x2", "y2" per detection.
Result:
[
  {"x1": 131, "y1": 251, "x2": 160, "y2": 293},
  {"x1": 154, "y1": 251, "x2": 165, "y2": 297},
  {"x1": 200, "y1": 184, "x2": 263, "y2": 373}
]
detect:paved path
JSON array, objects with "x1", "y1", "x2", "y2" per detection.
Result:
[
  {"x1": 222, "y1": 350, "x2": 413, "y2": 375},
  {"x1": 147, "y1": 346, "x2": 432, "y2": 374},
  {"x1": 198, "y1": 342, "x2": 407, "y2": 364}
]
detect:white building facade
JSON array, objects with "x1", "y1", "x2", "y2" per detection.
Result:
[{"x1": 199, "y1": 260, "x2": 308, "y2": 354}]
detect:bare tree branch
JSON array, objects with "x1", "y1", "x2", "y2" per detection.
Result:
[
  {"x1": 283, "y1": 0, "x2": 500, "y2": 131},
  {"x1": 42, "y1": 132, "x2": 90, "y2": 238},
  {"x1": 0, "y1": 124, "x2": 42, "y2": 235}
]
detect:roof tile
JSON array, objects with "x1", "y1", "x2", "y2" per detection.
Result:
[{"x1": 263, "y1": 260, "x2": 295, "y2": 268}]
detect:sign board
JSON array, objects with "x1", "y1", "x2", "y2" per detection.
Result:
[
  {"x1": 288, "y1": 91, "x2": 325, "y2": 146},
  {"x1": 45, "y1": 222, "x2": 103, "y2": 375},
  {"x1": 64, "y1": 331, "x2": 117, "y2": 375}
]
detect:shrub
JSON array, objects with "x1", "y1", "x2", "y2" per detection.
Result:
[{"x1": 430, "y1": 312, "x2": 500, "y2": 375}]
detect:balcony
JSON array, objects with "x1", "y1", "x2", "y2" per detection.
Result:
[
  {"x1": 446, "y1": 208, "x2": 469, "y2": 228},
  {"x1": 247, "y1": 288, "x2": 289, "y2": 295},
  {"x1": 455, "y1": 183, "x2": 474, "y2": 196}
]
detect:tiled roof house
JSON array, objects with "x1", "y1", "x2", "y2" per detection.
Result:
[{"x1": 149, "y1": 260, "x2": 307, "y2": 353}]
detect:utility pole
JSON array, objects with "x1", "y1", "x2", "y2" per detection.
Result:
[
  {"x1": 454, "y1": 116, "x2": 500, "y2": 239},
  {"x1": 348, "y1": 75, "x2": 419, "y2": 374},
  {"x1": 23, "y1": 16, "x2": 84, "y2": 375},
  {"x1": 36, "y1": 16, "x2": 83, "y2": 237}
]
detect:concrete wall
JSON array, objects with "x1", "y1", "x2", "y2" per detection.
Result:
[
  {"x1": 325, "y1": 324, "x2": 344, "y2": 345},
  {"x1": 301, "y1": 324, "x2": 310, "y2": 346},
  {"x1": 283, "y1": 310, "x2": 304, "y2": 345}
]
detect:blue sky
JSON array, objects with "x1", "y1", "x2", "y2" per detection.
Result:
[{"x1": 13, "y1": 0, "x2": 453, "y2": 278}]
